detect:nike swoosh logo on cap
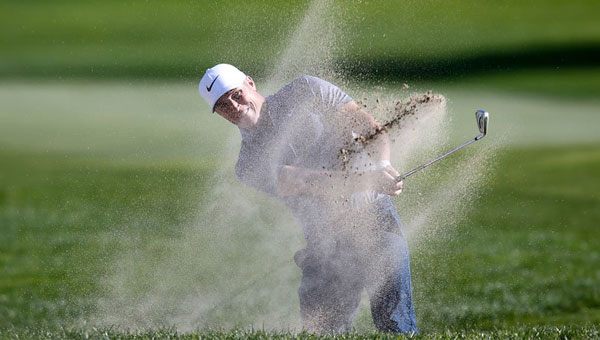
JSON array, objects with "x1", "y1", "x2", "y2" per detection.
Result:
[{"x1": 206, "y1": 75, "x2": 219, "y2": 92}]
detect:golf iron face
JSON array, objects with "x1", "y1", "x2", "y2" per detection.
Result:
[
  {"x1": 396, "y1": 110, "x2": 490, "y2": 182},
  {"x1": 475, "y1": 109, "x2": 489, "y2": 140}
]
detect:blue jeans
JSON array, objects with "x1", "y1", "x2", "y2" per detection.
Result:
[{"x1": 294, "y1": 199, "x2": 418, "y2": 334}]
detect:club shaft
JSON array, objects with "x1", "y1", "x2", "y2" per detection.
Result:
[{"x1": 396, "y1": 136, "x2": 480, "y2": 182}]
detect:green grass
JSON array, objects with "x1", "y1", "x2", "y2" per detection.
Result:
[
  {"x1": 1, "y1": 325, "x2": 599, "y2": 340},
  {"x1": 0, "y1": 150, "x2": 204, "y2": 328},
  {"x1": 410, "y1": 144, "x2": 600, "y2": 330}
]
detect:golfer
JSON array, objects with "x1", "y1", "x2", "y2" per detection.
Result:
[{"x1": 199, "y1": 64, "x2": 418, "y2": 334}]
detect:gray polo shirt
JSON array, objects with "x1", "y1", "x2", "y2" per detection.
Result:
[{"x1": 236, "y1": 75, "x2": 387, "y2": 246}]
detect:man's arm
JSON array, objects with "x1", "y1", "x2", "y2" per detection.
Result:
[
  {"x1": 334, "y1": 100, "x2": 391, "y2": 165},
  {"x1": 278, "y1": 100, "x2": 404, "y2": 198},
  {"x1": 273, "y1": 75, "x2": 405, "y2": 199}
]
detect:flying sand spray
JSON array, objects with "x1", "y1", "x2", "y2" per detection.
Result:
[{"x1": 92, "y1": 0, "x2": 497, "y2": 332}]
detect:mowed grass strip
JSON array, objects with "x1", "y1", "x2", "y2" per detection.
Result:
[{"x1": 1, "y1": 0, "x2": 599, "y2": 79}]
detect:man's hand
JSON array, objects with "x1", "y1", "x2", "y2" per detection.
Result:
[
  {"x1": 350, "y1": 160, "x2": 403, "y2": 209},
  {"x1": 355, "y1": 161, "x2": 404, "y2": 196}
]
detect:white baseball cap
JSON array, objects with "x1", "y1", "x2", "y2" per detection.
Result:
[{"x1": 199, "y1": 64, "x2": 247, "y2": 112}]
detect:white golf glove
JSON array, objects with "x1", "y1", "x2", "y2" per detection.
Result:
[{"x1": 350, "y1": 160, "x2": 391, "y2": 210}]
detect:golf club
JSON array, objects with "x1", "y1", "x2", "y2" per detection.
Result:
[{"x1": 396, "y1": 110, "x2": 489, "y2": 182}]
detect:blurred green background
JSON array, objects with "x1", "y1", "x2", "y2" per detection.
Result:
[{"x1": 1, "y1": 0, "x2": 599, "y2": 337}]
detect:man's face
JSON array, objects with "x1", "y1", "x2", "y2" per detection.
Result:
[{"x1": 214, "y1": 77, "x2": 263, "y2": 129}]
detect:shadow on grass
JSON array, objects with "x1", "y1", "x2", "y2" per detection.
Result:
[{"x1": 1, "y1": 43, "x2": 600, "y2": 82}]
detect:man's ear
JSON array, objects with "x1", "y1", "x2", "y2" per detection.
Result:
[{"x1": 246, "y1": 76, "x2": 256, "y2": 90}]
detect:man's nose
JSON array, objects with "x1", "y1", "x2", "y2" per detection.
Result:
[
  {"x1": 223, "y1": 98, "x2": 238, "y2": 112},
  {"x1": 229, "y1": 98, "x2": 245, "y2": 112}
]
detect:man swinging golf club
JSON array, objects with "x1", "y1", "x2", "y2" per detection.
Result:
[{"x1": 199, "y1": 64, "x2": 418, "y2": 334}]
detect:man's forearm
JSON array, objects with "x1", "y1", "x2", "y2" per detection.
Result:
[
  {"x1": 337, "y1": 102, "x2": 391, "y2": 164},
  {"x1": 368, "y1": 129, "x2": 391, "y2": 164}
]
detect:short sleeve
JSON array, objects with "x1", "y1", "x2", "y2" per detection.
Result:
[{"x1": 300, "y1": 75, "x2": 353, "y2": 112}]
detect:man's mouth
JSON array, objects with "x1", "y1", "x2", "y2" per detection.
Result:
[
  {"x1": 230, "y1": 107, "x2": 249, "y2": 123},
  {"x1": 237, "y1": 107, "x2": 249, "y2": 119},
  {"x1": 230, "y1": 103, "x2": 255, "y2": 125}
]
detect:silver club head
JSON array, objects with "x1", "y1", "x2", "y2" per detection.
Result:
[{"x1": 475, "y1": 110, "x2": 489, "y2": 139}]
